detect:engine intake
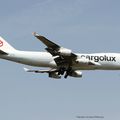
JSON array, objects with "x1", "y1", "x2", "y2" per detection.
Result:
[
  {"x1": 69, "y1": 70, "x2": 82, "y2": 78},
  {"x1": 49, "y1": 72, "x2": 61, "y2": 79},
  {"x1": 76, "y1": 59, "x2": 90, "y2": 64},
  {"x1": 58, "y1": 48, "x2": 72, "y2": 56}
]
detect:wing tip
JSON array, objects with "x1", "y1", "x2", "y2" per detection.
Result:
[
  {"x1": 32, "y1": 32, "x2": 39, "y2": 37},
  {"x1": 23, "y1": 67, "x2": 29, "y2": 72}
]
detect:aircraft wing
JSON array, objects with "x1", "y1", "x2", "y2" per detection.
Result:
[
  {"x1": 24, "y1": 67, "x2": 61, "y2": 79},
  {"x1": 33, "y1": 32, "x2": 60, "y2": 50},
  {"x1": 33, "y1": 32, "x2": 60, "y2": 56},
  {"x1": 24, "y1": 67, "x2": 58, "y2": 73},
  {"x1": 33, "y1": 32, "x2": 77, "y2": 66}
]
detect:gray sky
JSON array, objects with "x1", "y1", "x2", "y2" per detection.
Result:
[{"x1": 0, "y1": 0, "x2": 120, "y2": 120}]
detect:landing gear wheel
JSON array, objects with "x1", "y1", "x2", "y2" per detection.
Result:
[
  {"x1": 58, "y1": 67, "x2": 66, "y2": 75},
  {"x1": 64, "y1": 67, "x2": 72, "y2": 79},
  {"x1": 64, "y1": 72, "x2": 68, "y2": 79}
]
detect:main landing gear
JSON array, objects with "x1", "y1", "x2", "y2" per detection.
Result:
[{"x1": 58, "y1": 67, "x2": 72, "y2": 79}]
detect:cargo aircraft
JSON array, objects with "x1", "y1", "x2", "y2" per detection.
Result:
[{"x1": 0, "y1": 32, "x2": 120, "y2": 79}]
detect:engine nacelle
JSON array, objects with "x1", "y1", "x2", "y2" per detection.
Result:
[
  {"x1": 69, "y1": 70, "x2": 82, "y2": 78},
  {"x1": 49, "y1": 72, "x2": 61, "y2": 79},
  {"x1": 76, "y1": 59, "x2": 100, "y2": 66},
  {"x1": 58, "y1": 48, "x2": 72, "y2": 56},
  {"x1": 76, "y1": 58, "x2": 90, "y2": 64}
]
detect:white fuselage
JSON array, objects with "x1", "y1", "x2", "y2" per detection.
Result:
[{"x1": 1, "y1": 50, "x2": 120, "y2": 70}]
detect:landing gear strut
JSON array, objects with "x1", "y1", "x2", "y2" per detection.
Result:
[
  {"x1": 64, "y1": 67, "x2": 72, "y2": 79},
  {"x1": 58, "y1": 67, "x2": 72, "y2": 79},
  {"x1": 58, "y1": 67, "x2": 66, "y2": 75}
]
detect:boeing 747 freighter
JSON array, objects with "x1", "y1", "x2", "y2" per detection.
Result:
[{"x1": 0, "y1": 32, "x2": 120, "y2": 79}]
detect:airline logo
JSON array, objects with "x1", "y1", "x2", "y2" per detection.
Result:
[
  {"x1": 0, "y1": 40, "x2": 3, "y2": 47},
  {"x1": 81, "y1": 55, "x2": 116, "y2": 62}
]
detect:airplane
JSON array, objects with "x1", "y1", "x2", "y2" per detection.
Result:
[{"x1": 0, "y1": 32, "x2": 120, "y2": 79}]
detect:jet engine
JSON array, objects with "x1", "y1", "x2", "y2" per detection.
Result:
[
  {"x1": 58, "y1": 48, "x2": 72, "y2": 56},
  {"x1": 49, "y1": 72, "x2": 61, "y2": 79},
  {"x1": 76, "y1": 58, "x2": 89, "y2": 64},
  {"x1": 69, "y1": 70, "x2": 82, "y2": 78},
  {"x1": 75, "y1": 59, "x2": 95, "y2": 65}
]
